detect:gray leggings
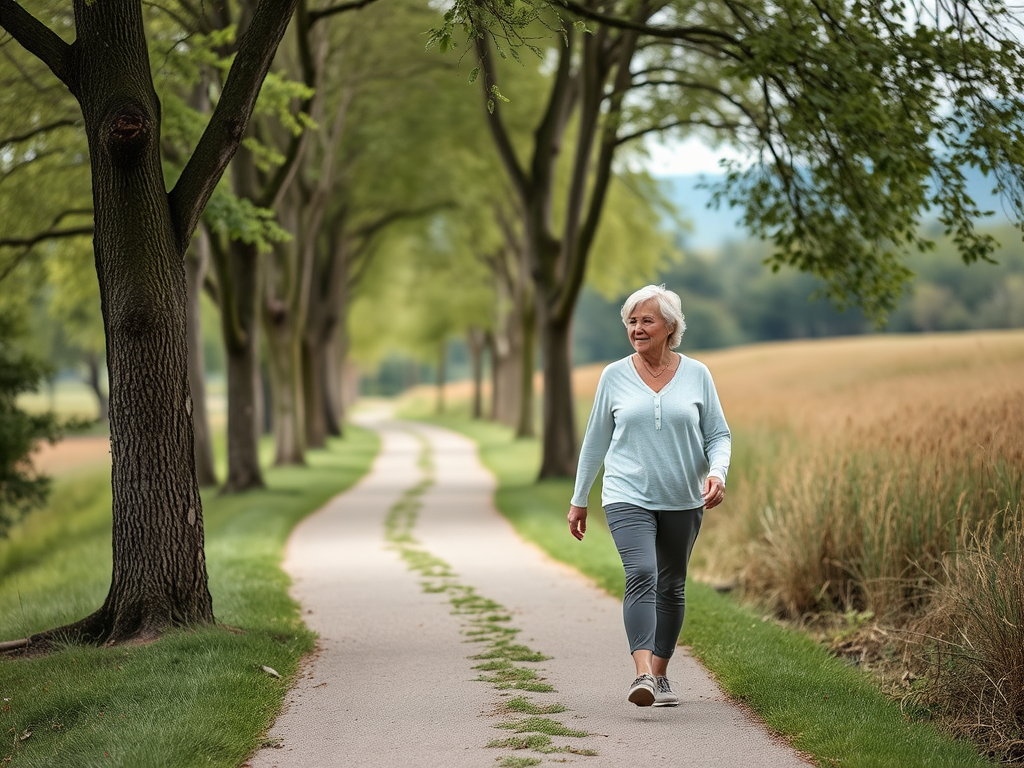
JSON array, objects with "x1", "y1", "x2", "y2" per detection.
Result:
[{"x1": 604, "y1": 503, "x2": 703, "y2": 658}]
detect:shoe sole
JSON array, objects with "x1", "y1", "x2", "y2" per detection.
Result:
[
  {"x1": 628, "y1": 686, "x2": 656, "y2": 706},
  {"x1": 653, "y1": 699, "x2": 679, "y2": 707}
]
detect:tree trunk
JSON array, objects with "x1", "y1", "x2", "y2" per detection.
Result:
[
  {"x1": 44, "y1": 0, "x2": 214, "y2": 644},
  {"x1": 491, "y1": 324, "x2": 519, "y2": 427},
  {"x1": 264, "y1": 312, "x2": 306, "y2": 466},
  {"x1": 221, "y1": 238, "x2": 265, "y2": 492},
  {"x1": 486, "y1": 331, "x2": 501, "y2": 423},
  {"x1": 302, "y1": 338, "x2": 327, "y2": 449},
  {"x1": 84, "y1": 350, "x2": 109, "y2": 422},
  {"x1": 324, "y1": 327, "x2": 348, "y2": 438},
  {"x1": 185, "y1": 232, "x2": 217, "y2": 486},
  {"x1": 536, "y1": 304, "x2": 577, "y2": 478},
  {"x1": 515, "y1": 297, "x2": 536, "y2": 439},
  {"x1": 467, "y1": 327, "x2": 486, "y2": 420},
  {"x1": 304, "y1": 234, "x2": 345, "y2": 445},
  {"x1": 435, "y1": 341, "x2": 447, "y2": 415}
]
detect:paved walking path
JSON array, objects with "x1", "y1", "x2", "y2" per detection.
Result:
[{"x1": 246, "y1": 411, "x2": 811, "y2": 768}]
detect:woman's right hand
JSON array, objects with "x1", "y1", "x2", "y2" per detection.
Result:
[{"x1": 568, "y1": 504, "x2": 588, "y2": 541}]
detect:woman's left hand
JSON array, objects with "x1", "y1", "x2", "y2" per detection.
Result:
[{"x1": 703, "y1": 476, "x2": 725, "y2": 509}]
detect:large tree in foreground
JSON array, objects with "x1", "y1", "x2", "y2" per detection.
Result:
[{"x1": 0, "y1": 0, "x2": 298, "y2": 646}]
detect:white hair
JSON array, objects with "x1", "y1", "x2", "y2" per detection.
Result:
[{"x1": 620, "y1": 284, "x2": 687, "y2": 349}]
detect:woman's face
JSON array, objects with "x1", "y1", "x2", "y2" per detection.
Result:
[{"x1": 626, "y1": 299, "x2": 671, "y2": 354}]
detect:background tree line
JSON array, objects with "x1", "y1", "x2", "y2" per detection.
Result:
[{"x1": 574, "y1": 221, "x2": 1024, "y2": 364}]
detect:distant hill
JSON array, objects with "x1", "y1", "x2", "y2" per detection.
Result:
[{"x1": 660, "y1": 167, "x2": 1014, "y2": 250}]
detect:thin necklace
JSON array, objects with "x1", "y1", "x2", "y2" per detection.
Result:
[{"x1": 636, "y1": 353, "x2": 671, "y2": 378}]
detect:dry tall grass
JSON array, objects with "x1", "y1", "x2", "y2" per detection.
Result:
[
  {"x1": 907, "y1": 508, "x2": 1024, "y2": 762},
  {"x1": 682, "y1": 332, "x2": 1024, "y2": 617}
]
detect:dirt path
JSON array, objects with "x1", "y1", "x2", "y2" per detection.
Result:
[
  {"x1": 32, "y1": 436, "x2": 111, "y2": 476},
  {"x1": 246, "y1": 411, "x2": 812, "y2": 767}
]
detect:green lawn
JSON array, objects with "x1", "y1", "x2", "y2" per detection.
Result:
[
  {"x1": 0, "y1": 427, "x2": 379, "y2": 768},
  {"x1": 421, "y1": 414, "x2": 993, "y2": 768}
]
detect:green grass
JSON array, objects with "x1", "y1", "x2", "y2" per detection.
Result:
[
  {"x1": 0, "y1": 427, "x2": 379, "y2": 768},
  {"x1": 422, "y1": 414, "x2": 994, "y2": 768}
]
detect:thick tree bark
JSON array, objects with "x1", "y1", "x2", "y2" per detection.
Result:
[
  {"x1": 185, "y1": 233, "x2": 217, "y2": 487},
  {"x1": 64, "y1": 0, "x2": 213, "y2": 643}
]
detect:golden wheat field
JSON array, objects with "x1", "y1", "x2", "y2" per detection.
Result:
[
  {"x1": 575, "y1": 330, "x2": 1024, "y2": 453},
  {"x1": 689, "y1": 333, "x2": 1023, "y2": 587}
]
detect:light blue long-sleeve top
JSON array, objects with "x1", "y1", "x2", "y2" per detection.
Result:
[{"x1": 570, "y1": 353, "x2": 732, "y2": 511}]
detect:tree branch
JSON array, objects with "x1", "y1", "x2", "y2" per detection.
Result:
[
  {"x1": 168, "y1": 0, "x2": 300, "y2": 255},
  {"x1": 550, "y1": 0, "x2": 741, "y2": 47},
  {"x1": 0, "y1": 118, "x2": 79, "y2": 146},
  {"x1": 0, "y1": 226, "x2": 93, "y2": 250},
  {"x1": 560, "y1": 13, "x2": 638, "y2": 322},
  {"x1": 0, "y1": 225, "x2": 92, "y2": 282},
  {"x1": 307, "y1": 0, "x2": 380, "y2": 27},
  {"x1": 616, "y1": 118, "x2": 743, "y2": 146},
  {"x1": 0, "y1": 0, "x2": 75, "y2": 91},
  {"x1": 353, "y1": 202, "x2": 454, "y2": 243},
  {"x1": 475, "y1": 34, "x2": 529, "y2": 200}
]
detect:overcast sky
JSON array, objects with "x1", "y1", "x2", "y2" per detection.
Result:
[{"x1": 645, "y1": 137, "x2": 749, "y2": 177}]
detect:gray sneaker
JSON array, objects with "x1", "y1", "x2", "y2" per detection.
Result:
[
  {"x1": 654, "y1": 676, "x2": 679, "y2": 707},
  {"x1": 627, "y1": 674, "x2": 656, "y2": 706}
]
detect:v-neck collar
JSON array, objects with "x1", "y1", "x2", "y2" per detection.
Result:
[{"x1": 628, "y1": 352, "x2": 683, "y2": 395}]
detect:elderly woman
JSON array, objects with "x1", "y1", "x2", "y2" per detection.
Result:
[{"x1": 568, "y1": 284, "x2": 731, "y2": 707}]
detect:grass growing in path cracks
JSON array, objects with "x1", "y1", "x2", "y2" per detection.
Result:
[{"x1": 383, "y1": 430, "x2": 596, "y2": 763}]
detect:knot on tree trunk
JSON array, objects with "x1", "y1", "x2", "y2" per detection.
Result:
[
  {"x1": 105, "y1": 102, "x2": 153, "y2": 163},
  {"x1": 266, "y1": 298, "x2": 289, "y2": 325}
]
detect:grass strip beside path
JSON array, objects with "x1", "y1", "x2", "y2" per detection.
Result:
[
  {"x1": 0, "y1": 427, "x2": 379, "y2": 768},
  {"x1": 422, "y1": 415, "x2": 991, "y2": 768}
]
